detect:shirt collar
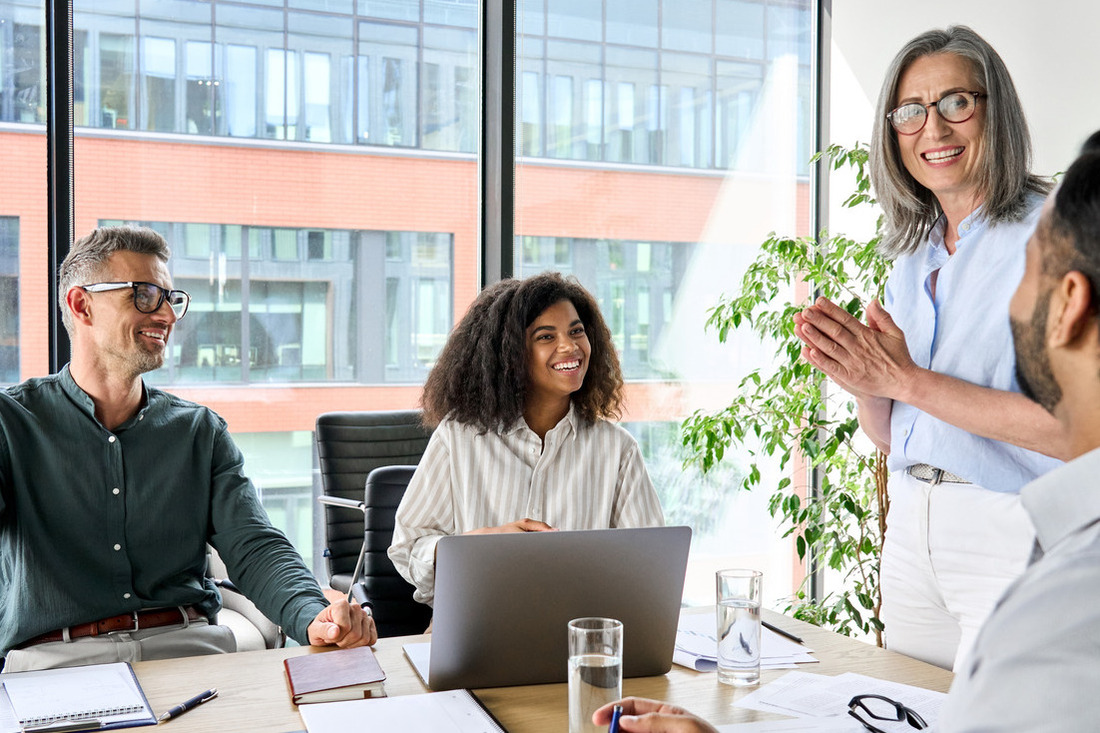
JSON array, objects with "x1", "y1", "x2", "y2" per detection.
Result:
[
  {"x1": 57, "y1": 363, "x2": 155, "y2": 431},
  {"x1": 505, "y1": 402, "x2": 579, "y2": 439},
  {"x1": 58, "y1": 364, "x2": 98, "y2": 420},
  {"x1": 1021, "y1": 446, "x2": 1100, "y2": 553},
  {"x1": 927, "y1": 206, "x2": 988, "y2": 257}
]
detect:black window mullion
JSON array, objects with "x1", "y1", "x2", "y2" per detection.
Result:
[
  {"x1": 47, "y1": 0, "x2": 74, "y2": 373},
  {"x1": 480, "y1": 0, "x2": 515, "y2": 287}
]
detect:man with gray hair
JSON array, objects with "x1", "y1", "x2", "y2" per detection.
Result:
[{"x1": 0, "y1": 226, "x2": 375, "y2": 672}]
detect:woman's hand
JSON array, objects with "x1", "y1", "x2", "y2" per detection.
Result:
[
  {"x1": 794, "y1": 297, "x2": 918, "y2": 403},
  {"x1": 464, "y1": 518, "x2": 556, "y2": 534}
]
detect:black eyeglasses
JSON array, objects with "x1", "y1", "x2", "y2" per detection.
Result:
[
  {"x1": 848, "y1": 694, "x2": 928, "y2": 733},
  {"x1": 79, "y1": 281, "x2": 191, "y2": 319},
  {"x1": 886, "y1": 91, "x2": 984, "y2": 135}
]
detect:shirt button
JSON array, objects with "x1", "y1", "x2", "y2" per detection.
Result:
[
  {"x1": 112, "y1": 488, "x2": 120, "y2": 495},
  {"x1": 123, "y1": 593, "x2": 131, "y2": 599},
  {"x1": 113, "y1": 544, "x2": 121, "y2": 551},
  {"x1": 139, "y1": 414, "x2": 144, "y2": 421},
  {"x1": 108, "y1": 435, "x2": 117, "y2": 443}
]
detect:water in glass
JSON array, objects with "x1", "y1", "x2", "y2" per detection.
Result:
[
  {"x1": 568, "y1": 653, "x2": 622, "y2": 733},
  {"x1": 716, "y1": 598, "x2": 761, "y2": 686}
]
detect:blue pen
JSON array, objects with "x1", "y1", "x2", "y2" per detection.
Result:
[{"x1": 608, "y1": 703, "x2": 623, "y2": 733}]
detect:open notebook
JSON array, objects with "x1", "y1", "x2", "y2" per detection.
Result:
[{"x1": 0, "y1": 662, "x2": 156, "y2": 733}]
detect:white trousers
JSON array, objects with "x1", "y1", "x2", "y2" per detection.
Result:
[
  {"x1": 880, "y1": 470, "x2": 1034, "y2": 671},
  {"x1": 3, "y1": 620, "x2": 236, "y2": 673}
]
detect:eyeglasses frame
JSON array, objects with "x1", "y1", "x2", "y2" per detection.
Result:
[
  {"x1": 79, "y1": 281, "x2": 192, "y2": 320},
  {"x1": 886, "y1": 91, "x2": 985, "y2": 135},
  {"x1": 847, "y1": 693, "x2": 928, "y2": 733}
]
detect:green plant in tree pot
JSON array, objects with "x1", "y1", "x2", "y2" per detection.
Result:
[{"x1": 682, "y1": 143, "x2": 893, "y2": 644}]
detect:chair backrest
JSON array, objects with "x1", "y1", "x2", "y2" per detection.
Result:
[
  {"x1": 315, "y1": 410, "x2": 432, "y2": 593},
  {"x1": 360, "y1": 465, "x2": 433, "y2": 637}
]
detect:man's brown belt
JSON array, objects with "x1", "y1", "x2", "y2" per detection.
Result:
[{"x1": 15, "y1": 606, "x2": 204, "y2": 649}]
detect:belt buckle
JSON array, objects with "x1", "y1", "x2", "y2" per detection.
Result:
[{"x1": 107, "y1": 611, "x2": 141, "y2": 635}]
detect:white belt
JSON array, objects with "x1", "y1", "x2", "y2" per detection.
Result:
[{"x1": 906, "y1": 463, "x2": 971, "y2": 485}]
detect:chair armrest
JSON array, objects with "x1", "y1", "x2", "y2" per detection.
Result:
[
  {"x1": 350, "y1": 582, "x2": 374, "y2": 612},
  {"x1": 317, "y1": 496, "x2": 365, "y2": 512}
]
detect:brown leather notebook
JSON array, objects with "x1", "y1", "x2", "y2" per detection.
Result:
[{"x1": 284, "y1": 646, "x2": 387, "y2": 705}]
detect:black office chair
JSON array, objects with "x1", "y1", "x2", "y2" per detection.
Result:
[
  {"x1": 315, "y1": 410, "x2": 433, "y2": 635},
  {"x1": 320, "y1": 465, "x2": 433, "y2": 637}
]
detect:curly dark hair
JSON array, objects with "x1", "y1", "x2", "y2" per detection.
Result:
[{"x1": 421, "y1": 272, "x2": 623, "y2": 431}]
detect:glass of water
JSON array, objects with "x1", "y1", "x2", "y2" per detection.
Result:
[
  {"x1": 716, "y1": 569, "x2": 763, "y2": 686},
  {"x1": 567, "y1": 617, "x2": 623, "y2": 733}
]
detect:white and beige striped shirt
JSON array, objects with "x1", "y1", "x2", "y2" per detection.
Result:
[{"x1": 387, "y1": 404, "x2": 665, "y2": 606}]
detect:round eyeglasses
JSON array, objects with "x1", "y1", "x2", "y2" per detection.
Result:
[
  {"x1": 79, "y1": 281, "x2": 191, "y2": 319},
  {"x1": 886, "y1": 91, "x2": 984, "y2": 135}
]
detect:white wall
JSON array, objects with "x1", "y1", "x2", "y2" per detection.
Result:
[{"x1": 830, "y1": 0, "x2": 1100, "y2": 182}]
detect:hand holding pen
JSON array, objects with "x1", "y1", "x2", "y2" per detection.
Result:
[
  {"x1": 158, "y1": 688, "x2": 218, "y2": 723},
  {"x1": 593, "y1": 697, "x2": 718, "y2": 733}
]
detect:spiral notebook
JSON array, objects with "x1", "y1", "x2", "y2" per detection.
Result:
[{"x1": 0, "y1": 662, "x2": 156, "y2": 732}]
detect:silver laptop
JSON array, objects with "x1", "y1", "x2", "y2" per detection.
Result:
[{"x1": 419, "y1": 525, "x2": 692, "y2": 690}]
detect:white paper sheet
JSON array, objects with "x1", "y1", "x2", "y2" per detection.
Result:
[
  {"x1": 734, "y1": 671, "x2": 946, "y2": 731},
  {"x1": 674, "y1": 611, "x2": 817, "y2": 671}
]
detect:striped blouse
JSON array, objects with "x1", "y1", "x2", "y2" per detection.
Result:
[{"x1": 387, "y1": 404, "x2": 665, "y2": 606}]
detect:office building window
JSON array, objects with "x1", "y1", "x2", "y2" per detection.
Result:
[
  {"x1": 101, "y1": 221, "x2": 453, "y2": 387},
  {"x1": 0, "y1": 218, "x2": 17, "y2": 385}
]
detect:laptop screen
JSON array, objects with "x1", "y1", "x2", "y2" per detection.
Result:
[{"x1": 425, "y1": 526, "x2": 692, "y2": 690}]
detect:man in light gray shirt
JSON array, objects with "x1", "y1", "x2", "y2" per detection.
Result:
[{"x1": 936, "y1": 131, "x2": 1100, "y2": 731}]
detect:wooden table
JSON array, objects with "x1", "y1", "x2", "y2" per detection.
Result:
[{"x1": 133, "y1": 610, "x2": 953, "y2": 732}]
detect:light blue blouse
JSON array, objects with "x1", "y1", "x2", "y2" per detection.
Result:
[{"x1": 884, "y1": 194, "x2": 1061, "y2": 493}]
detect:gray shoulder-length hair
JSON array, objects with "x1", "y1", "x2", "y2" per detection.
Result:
[{"x1": 869, "y1": 25, "x2": 1051, "y2": 259}]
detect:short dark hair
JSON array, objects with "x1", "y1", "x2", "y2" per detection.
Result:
[
  {"x1": 58, "y1": 226, "x2": 171, "y2": 334},
  {"x1": 420, "y1": 272, "x2": 623, "y2": 431},
  {"x1": 1042, "y1": 134, "x2": 1100, "y2": 303}
]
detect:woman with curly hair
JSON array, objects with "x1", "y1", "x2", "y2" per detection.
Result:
[{"x1": 388, "y1": 272, "x2": 664, "y2": 606}]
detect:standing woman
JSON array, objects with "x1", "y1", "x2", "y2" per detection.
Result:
[
  {"x1": 793, "y1": 26, "x2": 1065, "y2": 670},
  {"x1": 388, "y1": 272, "x2": 664, "y2": 607}
]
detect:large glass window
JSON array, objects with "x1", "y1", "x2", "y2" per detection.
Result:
[
  {"x1": 2, "y1": 0, "x2": 814, "y2": 599},
  {"x1": 0, "y1": 0, "x2": 43, "y2": 382},
  {"x1": 51, "y1": 0, "x2": 480, "y2": 575},
  {"x1": 516, "y1": 0, "x2": 814, "y2": 608}
]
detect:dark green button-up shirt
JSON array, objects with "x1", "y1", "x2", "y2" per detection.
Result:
[{"x1": 0, "y1": 366, "x2": 327, "y2": 655}]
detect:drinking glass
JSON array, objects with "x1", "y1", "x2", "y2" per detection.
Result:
[
  {"x1": 716, "y1": 569, "x2": 763, "y2": 686},
  {"x1": 567, "y1": 617, "x2": 623, "y2": 733}
]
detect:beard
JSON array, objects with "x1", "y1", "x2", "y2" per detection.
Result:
[
  {"x1": 1010, "y1": 291, "x2": 1062, "y2": 414},
  {"x1": 131, "y1": 347, "x2": 166, "y2": 376}
]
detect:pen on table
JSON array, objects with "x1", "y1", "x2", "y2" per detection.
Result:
[
  {"x1": 157, "y1": 688, "x2": 218, "y2": 723},
  {"x1": 607, "y1": 703, "x2": 623, "y2": 733},
  {"x1": 762, "y1": 620, "x2": 804, "y2": 645}
]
